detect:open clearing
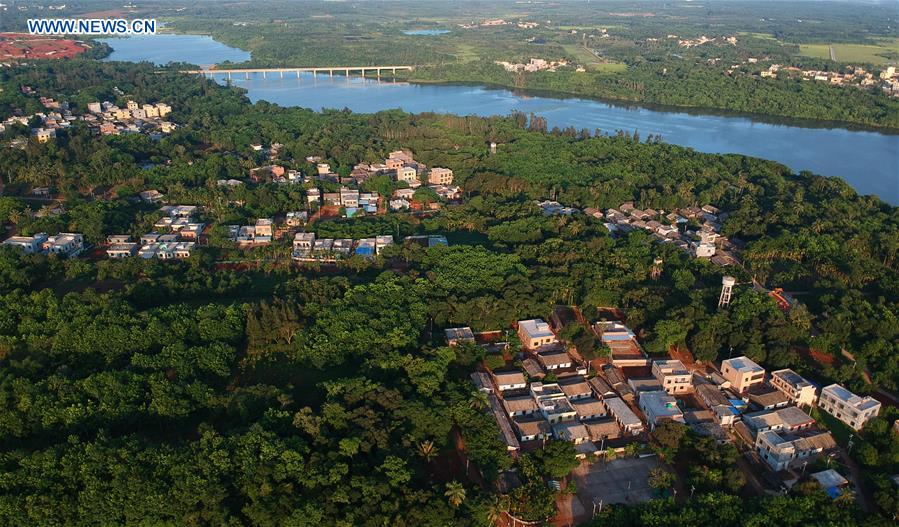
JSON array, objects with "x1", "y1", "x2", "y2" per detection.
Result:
[{"x1": 800, "y1": 39, "x2": 899, "y2": 64}]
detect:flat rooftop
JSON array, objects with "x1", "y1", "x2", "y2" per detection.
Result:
[{"x1": 723, "y1": 356, "x2": 764, "y2": 373}]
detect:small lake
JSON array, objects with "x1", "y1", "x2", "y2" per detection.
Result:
[
  {"x1": 101, "y1": 34, "x2": 899, "y2": 204},
  {"x1": 403, "y1": 29, "x2": 451, "y2": 36}
]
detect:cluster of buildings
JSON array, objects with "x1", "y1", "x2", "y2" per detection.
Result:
[
  {"x1": 470, "y1": 317, "x2": 642, "y2": 457},
  {"x1": 495, "y1": 58, "x2": 569, "y2": 73},
  {"x1": 106, "y1": 205, "x2": 202, "y2": 260},
  {"x1": 2, "y1": 232, "x2": 84, "y2": 256},
  {"x1": 308, "y1": 151, "x2": 459, "y2": 214},
  {"x1": 229, "y1": 218, "x2": 274, "y2": 248},
  {"x1": 749, "y1": 63, "x2": 899, "y2": 96},
  {"x1": 291, "y1": 232, "x2": 394, "y2": 261},
  {"x1": 310, "y1": 187, "x2": 381, "y2": 217},
  {"x1": 290, "y1": 232, "x2": 448, "y2": 261},
  {"x1": 389, "y1": 183, "x2": 462, "y2": 211},
  {"x1": 467, "y1": 310, "x2": 881, "y2": 495},
  {"x1": 1, "y1": 104, "x2": 73, "y2": 143},
  {"x1": 670, "y1": 34, "x2": 738, "y2": 48},
  {"x1": 247, "y1": 165, "x2": 304, "y2": 185},
  {"x1": 595, "y1": 202, "x2": 736, "y2": 265},
  {"x1": 84, "y1": 100, "x2": 176, "y2": 136}
]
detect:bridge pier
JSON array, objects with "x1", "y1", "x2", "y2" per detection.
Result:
[
  {"x1": 329, "y1": 69, "x2": 333, "y2": 78},
  {"x1": 280, "y1": 70, "x2": 283, "y2": 78},
  {"x1": 228, "y1": 72, "x2": 232, "y2": 80},
  {"x1": 262, "y1": 71, "x2": 266, "y2": 79},
  {"x1": 245, "y1": 72, "x2": 249, "y2": 80}
]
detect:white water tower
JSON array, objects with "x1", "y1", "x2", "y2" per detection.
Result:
[{"x1": 718, "y1": 276, "x2": 736, "y2": 308}]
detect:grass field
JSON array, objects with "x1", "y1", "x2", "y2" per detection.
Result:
[
  {"x1": 562, "y1": 44, "x2": 627, "y2": 73},
  {"x1": 454, "y1": 42, "x2": 481, "y2": 62},
  {"x1": 800, "y1": 39, "x2": 899, "y2": 65}
]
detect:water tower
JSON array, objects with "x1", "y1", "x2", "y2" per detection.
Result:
[
  {"x1": 718, "y1": 276, "x2": 736, "y2": 308},
  {"x1": 651, "y1": 257, "x2": 663, "y2": 280}
]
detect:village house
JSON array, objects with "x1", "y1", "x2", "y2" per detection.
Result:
[
  {"x1": 558, "y1": 377, "x2": 592, "y2": 400},
  {"x1": 769, "y1": 369, "x2": 818, "y2": 407},
  {"x1": 817, "y1": 384, "x2": 881, "y2": 431},
  {"x1": 537, "y1": 350, "x2": 573, "y2": 371},
  {"x1": 755, "y1": 429, "x2": 836, "y2": 472},
  {"x1": 639, "y1": 391, "x2": 685, "y2": 430},
  {"x1": 444, "y1": 327, "x2": 476, "y2": 346},
  {"x1": 396, "y1": 165, "x2": 419, "y2": 186},
  {"x1": 514, "y1": 416, "x2": 551, "y2": 442},
  {"x1": 517, "y1": 319, "x2": 558, "y2": 350},
  {"x1": 594, "y1": 320, "x2": 649, "y2": 367},
  {"x1": 488, "y1": 394, "x2": 520, "y2": 452},
  {"x1": 503, "y1": 395, "x2": 539, "y2": 417},
  {"x1": 746, "y1": 384, "x2": 791, "y2": 411},
  {"x1": 493, "y1": 370, "x2": 527, "y2": 392},
  {"x1": 42, "y1": 233, "x2": 84, "y2": 257},
  {"x1": 531, "y1": 382, "x2": 578, "y2": 424},
  {"x1": 743, "y1": 406, "x2": 815, "y2": 435},
  {"x1": 721, "y1": 356, "x2": 765, "y2": 393},
  {"x1": 571, "y1": 397, "x2": 607, "y2": 420},
  {"x1": 695, "y1": 382, "x2": 738, "y2": 426},
  {"x1": 652, "y1": 359, "x2": 693, "y2": 394},
  {"x1": 2, "y1": 233, "x2": 49, "y2": 254},
  {"x1": 521, "y1": 357, "x2": 545, "y2": 380},
  {"x1": 603, "y1": 396, "x2": 644, "y2": 435},
  {"x1": 428, "y1": 167, "x2": 454, "y2": 185},
  {"x1": 106, "y1": 243, "x2": 139, "y2": 258}
]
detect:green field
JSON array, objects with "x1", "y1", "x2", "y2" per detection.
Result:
[
  {"x1": 562, "y1": 44, "x2": 627, "y2": 73},
  {"x1": 800, "y1": 39, "x2": 899, "y2": 64}
]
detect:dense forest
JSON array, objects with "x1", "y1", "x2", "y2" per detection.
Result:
[{"x1": 0, "y1": 59, "x2": 896, "y2": 525}]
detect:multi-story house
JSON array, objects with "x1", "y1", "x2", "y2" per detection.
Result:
[
  {"x1": 770, "y1": 369, "x2": 818, "y2": 407},
  {"x1": 818, "y1": 384, "x2": 881, "y2": 431},
  {"x1": 652, "y1": 359, "x2": 693, "y2": 394},
  {"x1": 721, "y1": 356, "x2": 765, "y2": 393}
]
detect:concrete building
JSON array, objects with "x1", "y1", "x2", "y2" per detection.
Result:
[
  {"x1": 756, "y1": 429, "x2": 836, "y2": 472},
  {"x1": 604, "y1": 396, "x2": 644, "y2": 435},
  {"x1": 652, "y1": 359, "x2": 693, "y2": 394},
  {"x1": 428, "y1": 167, "x2": 454, "y2": 185},
  {"x1": 2, "y1": 233, "x2": 49, "y2": 254},
  {"x1": 536, "y1": 350, "x2": 572, "y2": 371},
  {"x1": 517, "y1": 319, "x2": 558, "y2": 350},
  {"x1": 42, "y1": 233, "x2": 84, "y2": 257},
  {"x1": 493, "y1": 370, "x2": 527, "y2": 392},
  {"x1": 530, "y1": 383, "x2": 577, "y2": 424},
  {"x1": 639, "y1": 391, "x2": 685, "y2": 430},
  {"x1": 818, "y1": 384, "x2": 881, "y2": 431},
  {"x1": 503, "y1": 395, "x2": 539, "y2": 417},
  {"x1": 444, "y1": 327, "x2": 475, "y2": 346},
  {"x1": 106, "y1": 243, "x2": 139, "y2": 258},
  {"x1": 770, "y1": 369, "x2": 818, "y2": 407},
  {"x1": 721, "y1": 356, "x2": 765, "y2": 393},
  {"x1": 396, "y1": 166, "x2": 419, "y2": 185},
  {"x1": 743, "y1": 406, "x2": 815, "y2": 435}
]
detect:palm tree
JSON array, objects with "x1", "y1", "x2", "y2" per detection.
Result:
[
  {"x1": 470, "y1": 390, "x2": 489, "y2": 411},
  {"x1": 484, "y1": 495, "x2": 508, "y2": 524},
  {"x1": 445, "y1": 481, "x2": 466, "y2": 508},
  {"x1": 417, "y1": 440, "x2": 437, "y2": 463}
]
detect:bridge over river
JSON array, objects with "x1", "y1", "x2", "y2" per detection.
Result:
[{"x1": 183, "y1": 65, "x2": 415, "y2": 79}]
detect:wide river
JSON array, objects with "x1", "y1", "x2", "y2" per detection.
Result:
[{"x1": 102, "y1": 35, "x2": 899, "y2": 204}]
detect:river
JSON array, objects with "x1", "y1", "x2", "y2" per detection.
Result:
[{"x1": 100, "y1": 35, "x2": 899, "y2": 204}]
